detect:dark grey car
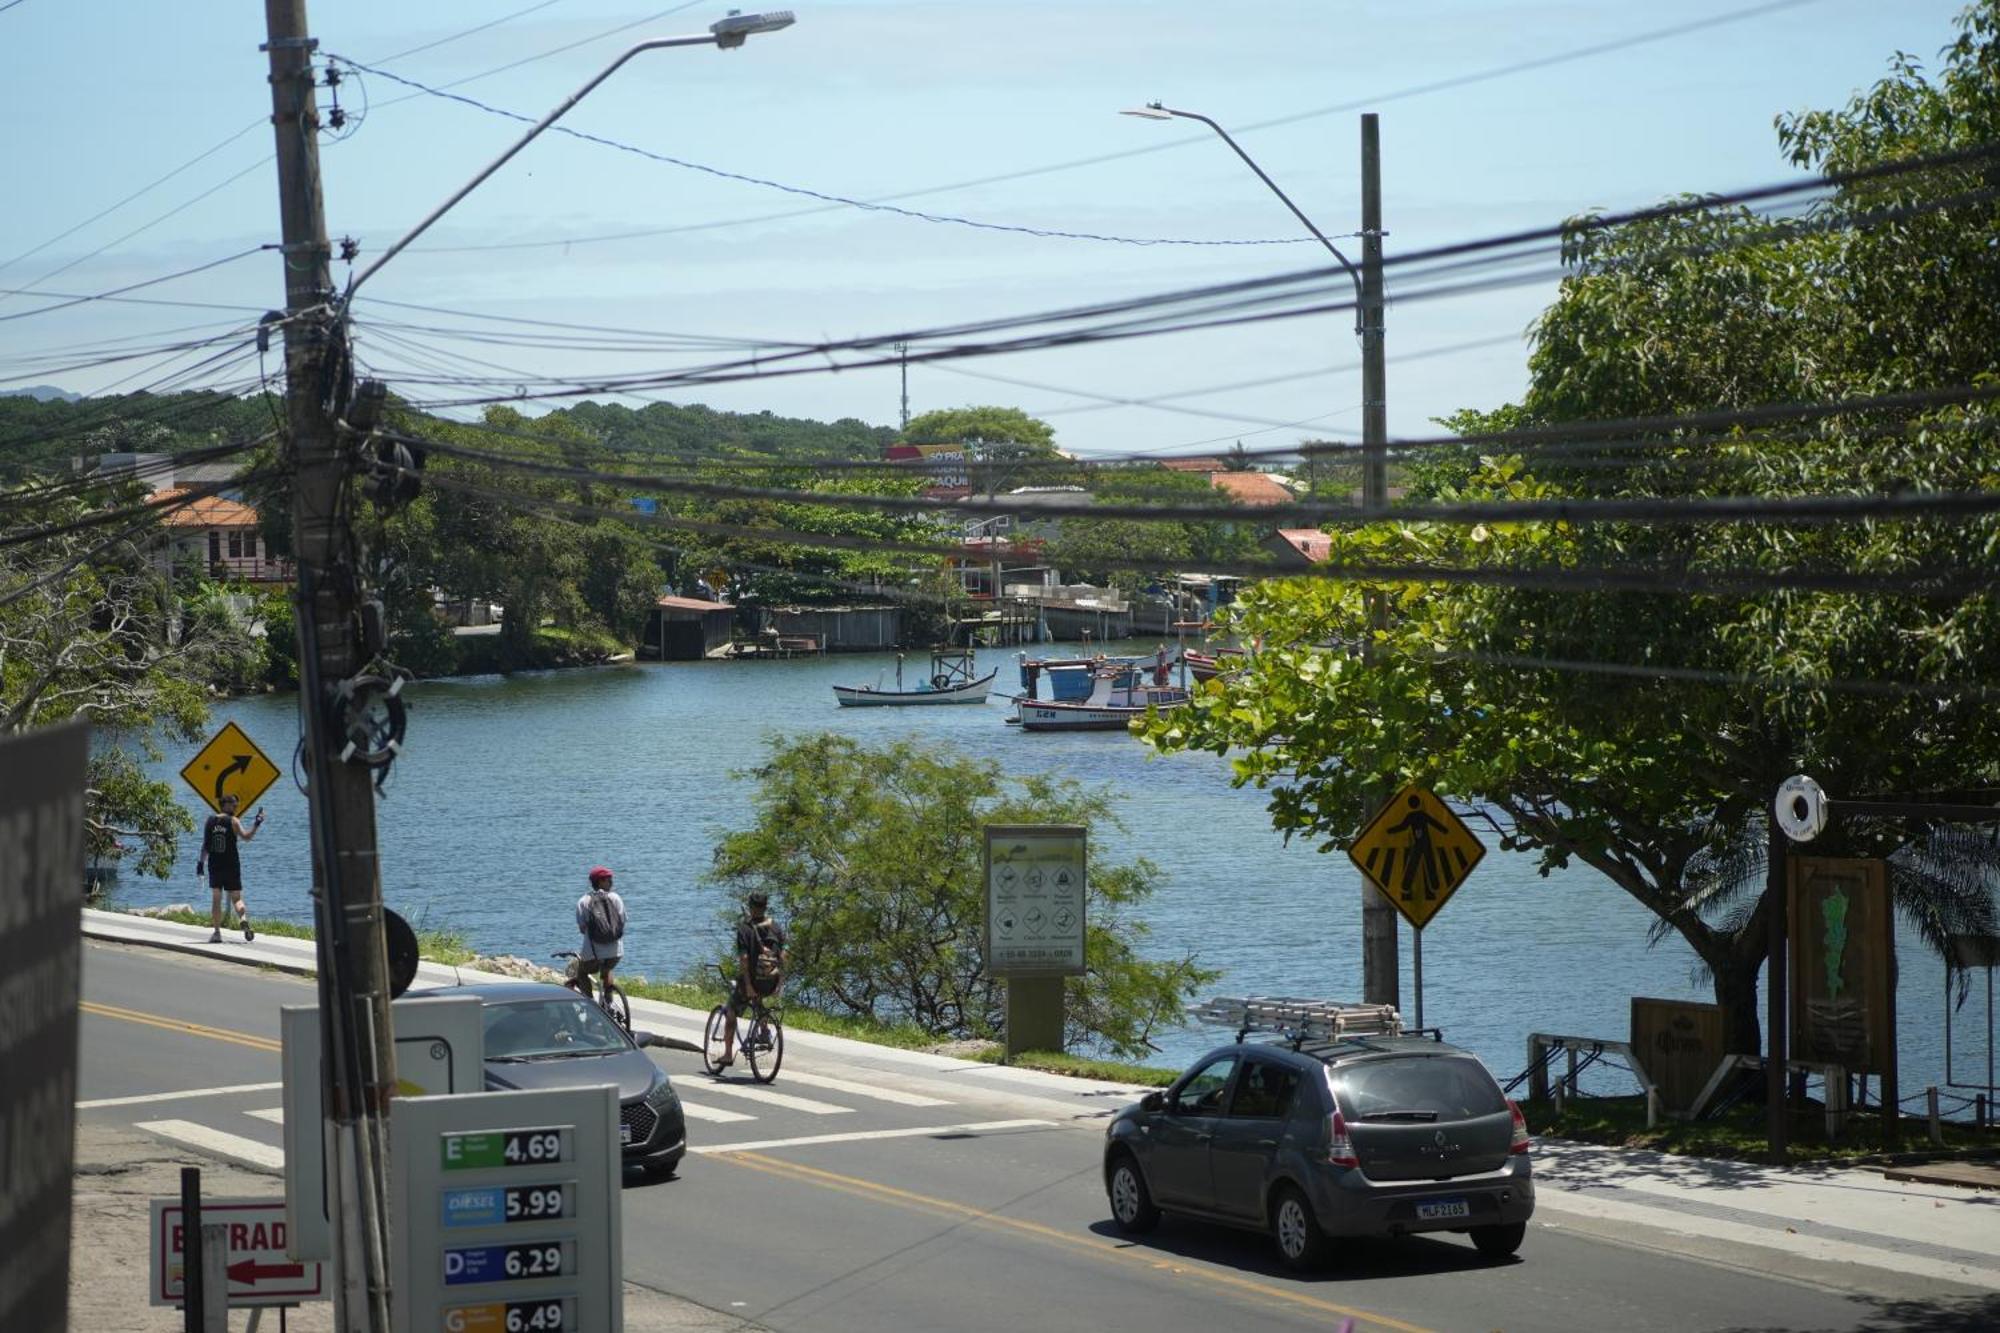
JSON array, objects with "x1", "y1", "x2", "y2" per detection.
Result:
[
  {"x1": 1104, "y1": 1035, "x2": 1533, "y2": 1270},
  {"x1": 403, "y1": 982, "x2": 687, "y2": 1179}
]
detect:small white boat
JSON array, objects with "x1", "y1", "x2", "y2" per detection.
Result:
[
  {"x1": 1012, "y1": 665, "x2": 1190, "y2": 732},
  {"x1": 834, "y1": 649, "x2": 995, "y2": 707}
]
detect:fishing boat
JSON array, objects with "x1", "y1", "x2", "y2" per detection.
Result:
[
  {"x1": 833, "y1": 648, "x2": 995, "y2": 707},
  {"x1": 1012, "y1": 665, "x2": 1191, "y2": 732},
  {"x1": 1182, "y1": 646, "x2": 1246, "y2": 683},
  {"x1": 1016, "y1": 651, "x2": 1150, "y2": 701}
]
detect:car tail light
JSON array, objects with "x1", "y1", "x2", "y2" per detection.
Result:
[
  {"x1": 1508, "y1": 1099, "x2": 1531, "y2": 1155},
  {"x1": 1326, "y1": 1110, "x2": 1359, "y2": 1168}
]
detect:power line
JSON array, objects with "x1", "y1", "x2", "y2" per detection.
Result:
[
  {"x1": 368, "y1": 0, "x2": 567, "y2": 66},
  {"x1": 0, "y1": 247, "x2": 270, "y2": 324}
]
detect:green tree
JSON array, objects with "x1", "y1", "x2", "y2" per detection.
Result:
[
  {"x1": 708, "y1": 735, "x2": 1216, "y2": 1058},
  {"x1": 1143, "y1": 5, "x2": 2000, "y2": 1053},
  {"x1": 903, "y1": 405, "x2": 1057, "y2": 454}
]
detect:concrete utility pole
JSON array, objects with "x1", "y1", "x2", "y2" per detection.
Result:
[
  {"x1": 262, "y1": 2, "x2": 397, "y2": 1328},
  {"x1": 898, "y1": 341, "x2": 911, "y2": 430},
  {"x1": 1357, "y1": 112, "x2": 1398, "y2": 1009}
]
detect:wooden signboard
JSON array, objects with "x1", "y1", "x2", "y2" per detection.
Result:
[
  {"x1": 1630, "y1": 997, "x2": 1728, "y2": 1114},
  {"x1": 1789, "y1": 857, "x2": 1895, "y2": 1076}
]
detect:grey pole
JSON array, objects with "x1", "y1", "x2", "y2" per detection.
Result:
[
  {"x1": 261, "y1": 3, "x2": 396, "y2": 1328},
  {"x1": 1766, "y1": 817, "x2": 1789, "y2": 1158},
  {"x1": 1358, "y1": 112, "x2": 1398, "y2": 1008}
]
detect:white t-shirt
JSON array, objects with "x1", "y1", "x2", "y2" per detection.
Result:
[{"x1": 575, "y1": 889, "x2": 626, "y2": 962}]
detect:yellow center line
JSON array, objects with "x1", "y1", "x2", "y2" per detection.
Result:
[
  {"x1": 720, "y1": 1150, "x2": 1434, "y2": 1333},
  {"x1": 80, "y1": 1000, "x2": 282, "y2": 1053}
]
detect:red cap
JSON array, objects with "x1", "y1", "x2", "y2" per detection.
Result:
[{"x1": 588, "y1": 865, "x2": 614, "y2": 882}]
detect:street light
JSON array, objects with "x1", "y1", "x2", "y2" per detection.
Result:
[
  {"x1": 1120, "y1": 101, "x2": 1362, "y2": 334},
  {"x1": 344, "y1": 9, "x2": 797, "y2": 303}
]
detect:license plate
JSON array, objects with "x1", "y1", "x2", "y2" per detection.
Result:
[
  {"x1": 619, "y1": 1124, "x2": 633, "y2": 1145},
  {"x1": 1415, "y1": 1197, "x2": 1470, "y2": 1221}
]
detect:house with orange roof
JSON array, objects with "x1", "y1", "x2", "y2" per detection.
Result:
[
  {"x1": 150, "y1": 488, "x2": 294, "y2": 584},
  {"x1": 1156, "y1": 458, "x2": 1295, "y2": 507},
  {"x1": 1262, "y1": 528, "x2": 1333, "y2": 567}
]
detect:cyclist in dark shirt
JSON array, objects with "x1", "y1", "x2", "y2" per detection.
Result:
[
  {"x1": 716, "y1": 892, "x2": 786, "y2": 1069},
  {"x1": 194, "y1": 794, "x2": 264, "y2": 943}
]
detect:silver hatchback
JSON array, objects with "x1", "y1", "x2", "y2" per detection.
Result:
[{"x1": 1104, "y1": 1035, "x2": 1534, "y2": 1270}]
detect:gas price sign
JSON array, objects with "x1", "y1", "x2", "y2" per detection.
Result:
[
  {"x1": 441, "y1": 1298, "x2": 574, "y2": 1333},
  {"x1": 443, "y1": 1241, "x2": 571, "y2": 1286},
  {"x1": 441, "y1": 1128, "x2": 568, "y2": 1171},
  {"x1": 440, "y1": 1184, "x2": 573, "y2": 1230}
]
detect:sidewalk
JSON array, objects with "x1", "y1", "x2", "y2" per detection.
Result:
[{"x1": 83, "y1": 908, "x2": 2000, "y2": 1298}]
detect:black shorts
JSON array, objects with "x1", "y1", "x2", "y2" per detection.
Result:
[
  {"x1": 207, "y1": 873, "x2": 243, "y2": 894},
  {"x1": 728, "y1": 976, "x2": 778, "y2": 1014}
]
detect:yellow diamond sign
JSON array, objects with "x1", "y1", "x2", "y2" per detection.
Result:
[
  {"x1": 1348, "y1": 785, "x2": 1486, "y2": 930},
  {"x1": 179, "y1": 720, "x2": 280, "y2": 816}
]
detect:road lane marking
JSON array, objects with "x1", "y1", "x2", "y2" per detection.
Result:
[
  {"x1": 246, "y1": 1107, "x2": 285, "y2": 1124},
  {"x1": 693, "y1": 1119, "x2": 1053, "y2": 1155},
  {"x1": 676, "y1": 1100, "x2": 756, "y2": 1124},
  {"x1": 76, "y1": 1081, "x2": 283, "y2": 1110},
  {"x1": 135, "y1": 1119, "x2": 285, "y2": 1171},
  {"x1": 779, "y1": 1071, "x2": 953, "y2": 1107},
  {"x1": 691, "y1": 1081, "x2": 853, "y2": 1115},
  {"x1": 81, "y1": 1001, "x2": 282, "y2": 1053},
  {"x1": 719, "y1": 1152, "x2": 1434, "y2": 1333}
]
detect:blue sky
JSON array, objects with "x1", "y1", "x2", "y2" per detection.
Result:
[{"x1": 0, "y1": 0, "x2": 1973, "y2": 456}]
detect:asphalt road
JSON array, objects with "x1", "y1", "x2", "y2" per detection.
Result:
[{"x1": 78, "y1": 941, "x2": 2000, "y2": 1333}]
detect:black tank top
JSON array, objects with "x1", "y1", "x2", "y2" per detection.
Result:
[{"x1": 204, "y1": 815, "x2": 240, "y2": 872}]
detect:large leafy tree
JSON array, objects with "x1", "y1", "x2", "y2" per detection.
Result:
[
  {"x1": 1144, "y1": 4, "x2": 2000, "y2": 1052},
  {"x1": 903, "y1": 405, "x2": 1057, "y2": 454},
  {"x1": 708, "y1": 734, "x2": 1216, "y2": 1058}
]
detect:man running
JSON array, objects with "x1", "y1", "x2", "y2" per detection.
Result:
[
  {"x1": 717, "y1": 892, "x2": 786, "y2": 1069},
  {"x1": 195, "y1": 794, "x2": 263, "y2": 943},
  {"x1": 569, "y1": 866, "x2": 626, "y2": 1005}
]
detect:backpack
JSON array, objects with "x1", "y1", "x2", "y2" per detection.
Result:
[
  {"x1": 747, "y1": 918, "x2": 782, "y2": 984},
  {"x1": 205, "y1": 818, "x2": 231, "y2": 858},
  {"x1": 584, "y1": 891, "x2": 624, "y2": 945}
]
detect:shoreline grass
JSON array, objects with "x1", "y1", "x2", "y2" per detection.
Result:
[{"x1": 1523, "y1": 1094, "x2": 2000, "y2": 1164}]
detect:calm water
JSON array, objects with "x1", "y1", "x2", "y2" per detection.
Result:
[{"x1": 128, "y1": 647, "x2": 1976, "y2": 1099}]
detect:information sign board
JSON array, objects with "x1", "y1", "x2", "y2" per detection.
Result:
[
  {"x1": 391, "y1": 1087, "x2": 620, "y2": 1333},
  {"x1": 179, "y1": 719, "x2": 281, "y2": 815},
  {"x1": 281, "y1": 994, "x2": 485, "y2": 1260},
  {"x1": 984, "y1": 824, "x2": 1087, "y2": 976},
  {"x1": 1348, "y1": 786, "x2": 1487, "y2": 930},
  {"x1": 148, "y1": 1196, "x2": 326, "y2": 1307}
]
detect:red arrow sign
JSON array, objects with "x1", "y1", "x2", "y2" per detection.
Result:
[{"x1": 228, "y1": 1259, "x2": 305, "y2": 1285}]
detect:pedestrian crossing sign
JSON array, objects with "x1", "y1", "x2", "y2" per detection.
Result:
[
  {"x1": 1348, "y1": 786, "x2": 1486, "y2": 930},
  {"x1": 180, "y1": 721, "x2": 280, "y2": 815}
]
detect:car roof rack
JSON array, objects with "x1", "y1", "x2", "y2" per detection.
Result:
[{"x1": 1194, "y1": 996, "x2": 1403, "y2": 1047}]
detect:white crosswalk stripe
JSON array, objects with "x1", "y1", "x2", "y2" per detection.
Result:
[
  {"x1": 674, "y1": 1099, "x2": 755, "y2": 1124},
  {"x1": 690, "y1": 1081, "x2": 853, "y2": 1115},
  {"x1": 778, "y1": 1071, "x2": 952, "y2": 1107},
  {"x1": 246, "y1": 1107, "x2": 285, "y2": 1124},
  {"x1": 136, "y1": 1119, "x2": 284, "y2": 1171}
]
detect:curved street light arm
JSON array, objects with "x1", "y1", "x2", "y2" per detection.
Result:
[
  {"x1": 344, "y1": 31, "x2": 730, "y2": 306},
  {"x1": 1146, "y1": 102, "x2": 1364, "y2": 334}
]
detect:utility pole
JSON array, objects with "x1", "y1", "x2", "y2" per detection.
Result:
[
  {"x1": 1357, "y1": 112, "x2": 1398, "y2": 1009},
  {"x1": 262, "y1": 2, "x2": 397, "y2": 1328},
  {"x1": 897, "y1": 341, "x2": 911, "y2": 431}
]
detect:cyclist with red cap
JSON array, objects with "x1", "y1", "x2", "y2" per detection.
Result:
[{"x1": 568, "y1": 865, "x2": 627, "y2": 1007}]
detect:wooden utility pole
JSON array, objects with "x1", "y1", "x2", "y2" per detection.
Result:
[
  {"x1": 1358, "y1": 112, "x2": 1399, "y2": 1009},
  {"x1": 262, "y1": 2, "x2": 397, "y2": 1327}
]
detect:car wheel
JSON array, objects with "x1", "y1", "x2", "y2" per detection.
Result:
[
  {"x1": 1106, "y1": 1154, "x2": 1160, "y2": 1234},
  {"x1": 1470, "y1": 1221, "x2": 1526, "y2": 1259},
  {"x1": 1270, "y1": 1185, "x2": 1330, "y2": 1272}
]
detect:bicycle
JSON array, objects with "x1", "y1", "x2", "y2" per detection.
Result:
[
  {"x1": 552, "y1": 951, "x2": 632, "y2": 1038},
  {"x1": 702, "y1": 963, "x2": 783, "y2": 1084}
]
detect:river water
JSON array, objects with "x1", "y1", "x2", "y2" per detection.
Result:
[{"x1": 128, "y1": 647, "x2": 1978, "y2": 1103}]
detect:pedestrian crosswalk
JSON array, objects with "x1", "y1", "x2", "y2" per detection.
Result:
[{"x1": 113, "y1": 1065, "x2": 1055, "y2": 1168}]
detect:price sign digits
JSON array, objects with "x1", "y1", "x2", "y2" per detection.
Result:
[
  {"x1": 507, "y1": 1301, "x2": 567, "y2": 1332},
  {"x1": 504, "y1": 1131, "x2": 561, "y2": 1165},
  {"x1": 505, "y1": 1184, "x2": 567, "y2": 1222},
  {"x1": 504, "y1": 1243, "x2": 563, "y2": 1279}
]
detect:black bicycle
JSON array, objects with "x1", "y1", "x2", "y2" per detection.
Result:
[
  {"x1": 703, "y1": 963, "x2": 783, "y2": 1084},
  {"x1": 552, "y1": 951, "x2": 632, "y2": 1037}
]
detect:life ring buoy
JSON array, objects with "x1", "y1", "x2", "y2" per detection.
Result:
[{"x1": 931, "y1": 674, "x2": 952, "y2": 691}]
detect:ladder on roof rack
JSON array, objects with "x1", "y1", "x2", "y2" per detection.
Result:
[{"x1": 1194, "y1": 996, "x2": 1403, "y2": 1045}]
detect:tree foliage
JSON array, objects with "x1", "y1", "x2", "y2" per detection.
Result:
[
  {"x1": 1144, "y1": 4, "x2": 2000, "y2": 1050},
  {"x1": 708, "y1": 734, "x2": 1216, "y2": 1058},
  {"x1": 903, "y1": 405, "x2": 1057, "y2": 454}
]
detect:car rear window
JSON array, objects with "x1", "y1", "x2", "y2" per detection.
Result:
[{"x1": 1330, "y1": 1055, "x2": 1506, "y2": 1121}]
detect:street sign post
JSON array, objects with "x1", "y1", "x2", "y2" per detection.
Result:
[
  {"x1": 390, "y1": 1087, "x2": 621, "y2": 1333},
  {"x1": 985, "y1": 824, "x2": 1087, "y2": 1056},
  {"x1": 149, "y1": 1197, "x2": 326, "y2": 1308},
  {"x1": 281, "y1": 994, "x2": 485, "y2": 1260},
  {"x1": 1349, "y1": 787, "x2": 1487, "y2": 1028},
  {"x1": 179, "y1": 720, "x2": 281, "y2": 815}
]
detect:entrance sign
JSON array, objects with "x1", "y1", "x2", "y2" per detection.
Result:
[
  {"x1": 179, "y1": 720, "x2": 281, "y2": 815},
  {"x1": 149, "y1": 1196, "x2": 326, "y2": 1307},
  {"x1": 0, "y1": 721, "x2": 88, "y2": 1333},
  {"x1": 391, "y1": 1087, "x2": 620, "y2": 1333},
  {"x1": 1349, "y1": 786, "x2": 1486, "y2": 930},
  {"x1": 1789, "y1": 857, "x2": 1896, "y2": 1076},
  {"x1": 281, "y1": 994, "x2": 485, "y2": 1260},
  {"x1": 984, "y1": 824, "x2": 1087, "y2": 976},
  {"x1": 1631, "y1": 997, "x2": 1728, "y2": 1114}
]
